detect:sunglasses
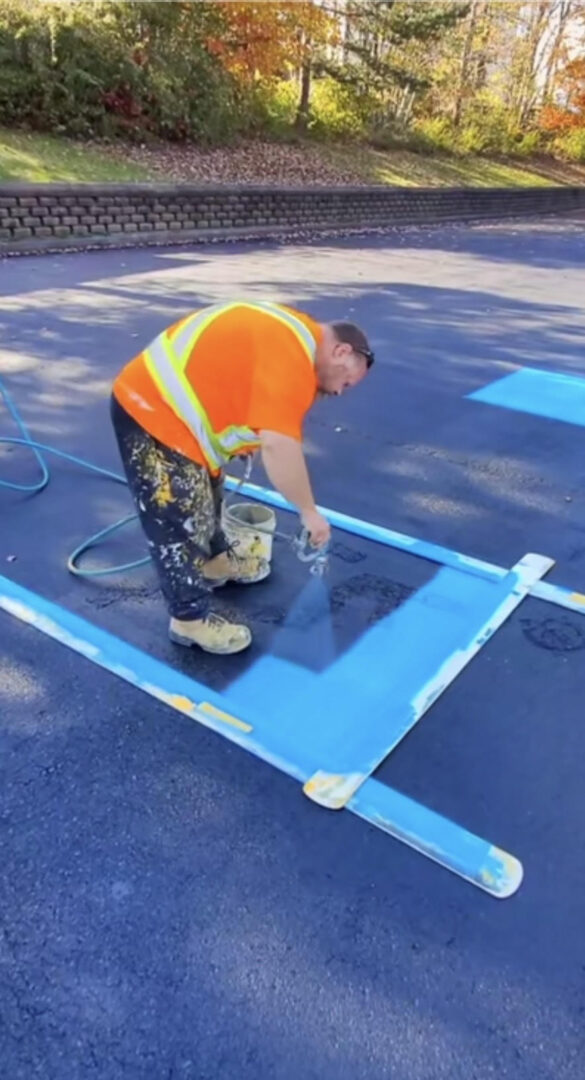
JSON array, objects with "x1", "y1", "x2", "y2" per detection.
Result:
[{"x1": 356, "y1": 347, "x2": 375, "y2": 369}]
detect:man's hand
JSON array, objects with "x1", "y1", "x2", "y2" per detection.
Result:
[
  {"x1": 301, "y1": 507, "x2": 331, "y2": 549},
  {"x1": 259, "y1": 430, "x2": 331, "y2": 547}
]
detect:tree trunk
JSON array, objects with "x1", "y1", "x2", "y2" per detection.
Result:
[
  {"x1": 542, "y1": 1, "x2": 574, "y2": 103},
  {"x1": 295, "y1": 60, "x2": 312, "y2": 131},
  {"x1": 517, "y1": 1, "x2": 549, "y2": 125},
  {"x1": 343, "y1": 0, "x2": 351, "y2": 63},
  {"x1": 453, "y1": 0, "x2": 479, "y2": 128},
  {"x1": 396, "y1": 87, "x2": 415, "y2": 125}
]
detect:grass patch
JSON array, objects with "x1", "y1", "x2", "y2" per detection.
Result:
[
  {"x1": 1, "y1": 125, "x2": 583, "y2": 189},
  {"x1": 326, "y1": 145, "x2": 577, "y2": 188},
  {"x1": 0, "y1": 127, "x2": 152, "y2": 182}
]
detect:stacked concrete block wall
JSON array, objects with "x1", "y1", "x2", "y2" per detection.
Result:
[{"x1": 1, "y1": 183, "x2": 584, "y2": 255}]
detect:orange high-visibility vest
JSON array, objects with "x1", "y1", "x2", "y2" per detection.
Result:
[{"x1": 113, "y1": 301, "x2": 320, "y2": 472}]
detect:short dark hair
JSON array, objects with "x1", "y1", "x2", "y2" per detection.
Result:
[{"x1": 331, "y1": 321, "x2": 375, "y2": 368}]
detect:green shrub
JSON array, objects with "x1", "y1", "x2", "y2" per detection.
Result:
[
  {"x1": 412, "y1": 116, "x2": 457, "y2": 153},
  {"x1": 368, "y1": 122, "x2": 431, "y2": 153},
  {"x1": 258, "y1": 79, "x2": 298, "y2": 137},
  {"x1": 553, "y1": 128, "x2": 585, "y2": 163},
  {"x1": 0, "y1": 3, "x2": 138, "y2": 136},
  {"x1": 308, "y1": 78, "x2": 366, "y2": 140},
  {"x1": 0, "y1": 0, "x2": 240, "y2": 142},
  {"x1": 143, "y1": 53, "x2": 240, "y2": 144},
  {"x1": 512, "y1": 130, "x2": 543, "y2": 158},
  {"x1": 377, "y1": 111, "x2": 544, "y2": 161},
  {"x1": 454, "y1": 123, "x2": 490, "y2": 155}
]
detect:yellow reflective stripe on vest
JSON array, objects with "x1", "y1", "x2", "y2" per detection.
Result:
[
  {"x1": 171, "y1": 303, "x2": 229, "y2": 362},
  {"x1": 229, "y1": 300, "x2": 317, "y2": 362},
  {"x1": 244, "y1": 301, "x2": 317, "y2": 362},
  {"x1": 172, "y1": 301, "x2": 317, "y2": 371},
  {"x1": 143, "y1": 335, "x2": 225, "y2": 470},
  {"x1": 217, "y1": 424, "x2": 260, "y2": 456},
  {"x1": 143, "y1": 301, "x2": 316, "y2": 469}
]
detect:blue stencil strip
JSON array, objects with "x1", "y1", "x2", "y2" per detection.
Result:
[
  {"x1": 227, "y1": 564, "x2": 527, "y2": 783},
  {"x1": 0, "y1": 572, "x2": 523, "y2": 898},
  {"x1": 225, "y1": 477, "x2": 505, "y2": 583},
  {"x1": 349, "y1": 778, "x2": 523, "y2": 899},
  {"x1": 0, "y1": 572, "x2": 308, "y2": 781},
  {"x1": 226, "y1": 477, "x2": 585, "y2": 619}
]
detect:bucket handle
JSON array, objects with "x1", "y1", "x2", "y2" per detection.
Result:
[{"x1": 224, "y1": 455, "x2": 329, "y2": 574}]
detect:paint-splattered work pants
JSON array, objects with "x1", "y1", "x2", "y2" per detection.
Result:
[{"x1": 110, "y1": 394, "x2": 228, "y2": 621}]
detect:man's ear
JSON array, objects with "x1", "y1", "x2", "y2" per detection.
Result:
[{"x1": 337, "y1": 341, "x2": 353, "y2": 361}]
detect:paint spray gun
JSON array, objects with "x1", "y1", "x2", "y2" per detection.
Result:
[{"x1": 292, "y1": 525, "x2": 330, "y2": 578}]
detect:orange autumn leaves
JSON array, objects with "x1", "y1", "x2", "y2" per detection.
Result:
[
  {"x1": 206, "y1": 1, "x2": 338, "y2": 82},
  {"x1": 539, "y1": 59, "x2": 585, "y2": 133}
]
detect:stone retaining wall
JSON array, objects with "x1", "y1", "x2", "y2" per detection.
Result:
[{"x1": 1, "y1": 182, "x2": 584, "y2": 255}]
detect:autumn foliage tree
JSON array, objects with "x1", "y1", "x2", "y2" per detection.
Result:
[
  {"x1": 1, "y1": 0, "x2": 585, "y2": 160},
  {"x1": 207, "y1": 3, "x2": 333, "y2": 79},
  {"x1": 539, "y1": 59, "x2": 585, "y2": 132},
  {"x1": 207, "y1": 1, "x2": 338, "y2": 131}
]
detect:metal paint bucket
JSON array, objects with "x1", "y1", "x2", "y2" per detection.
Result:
[{"x1": 222, "y1": 502, "x2": 277, "y2": 564}]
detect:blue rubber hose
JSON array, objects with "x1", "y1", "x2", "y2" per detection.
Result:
[
  {"x1": 0, "y1": 376, "x2": 148, "y2": 577},
  {"x1": 1, "y1": 377, "x2": 306, "y2": 579}
]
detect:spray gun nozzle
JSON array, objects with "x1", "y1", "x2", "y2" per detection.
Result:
[
  {"x1": 292, "y1": 526, "x2": 330, "y2": 576},
  {"x1": 310, "y1": 551, "x2": 329, "y2": 578}
]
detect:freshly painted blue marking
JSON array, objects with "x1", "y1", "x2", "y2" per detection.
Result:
[
  {"x1": 227, "y1": 564, "x2": 523, "y2": 778},
  {"x1": 468, "y1": 367, "x2": 585, "y2": 427},
  {"x1": 0, "y1": 555, "x2": 529, "y2": 791},
  {"x1": 349, "y1": 778, "x2": 523, "y2": 898},
  {"x1": 226, "y1": 477, "x2": 504, "y2": 583},
  {"x1": 0, "y1": 572, "x2": 522, "y2": 897},
  {"x1": 227, "y1": 477, "x2": 585, "y2": 619},
  {"x1": 1, "y1": 564, "x2": 523, "y2": 784},
  {"x1": 9, "y1": 564, "x2": 517, "y2": 786},
  {"x1": 0, "y1": 572, "x2": 309, "y2": 781}
]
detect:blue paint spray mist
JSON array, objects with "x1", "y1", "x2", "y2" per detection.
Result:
[{"x1": 272, "y1": 529, "x2": 335, "y2": 670}]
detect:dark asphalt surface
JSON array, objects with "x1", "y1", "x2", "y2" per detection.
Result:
[{"x1": 1, "y1": 217, "x2": 585, "y2": 1080}]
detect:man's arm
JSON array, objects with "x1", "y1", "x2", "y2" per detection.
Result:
[{"x1": 260, "y1": 430, "x2": 330, "y2": 547}]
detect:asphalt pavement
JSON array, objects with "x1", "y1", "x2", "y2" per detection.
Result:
[{"x1": 1, "y1": 217, "x2": 585, "y2": 1080}]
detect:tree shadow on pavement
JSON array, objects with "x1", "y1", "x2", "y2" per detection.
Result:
[{"x1": 3, "y1": 232, "x2": 585, "y2": 1078}]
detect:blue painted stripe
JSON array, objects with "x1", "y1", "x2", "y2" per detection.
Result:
[
  {"x1": 226, "y1": 563, "x2": 531, "y2": 780},
  {"x1": 226, "y1": 476, "x2": 505, "y2": 583},
  {"x1": 0, "y1": 573, "x2": 308, "y2": 781},
  {"x1": 349, "y1": 778, "x2": 523, "y2": 899},
  {"x1": 0, "y1": 572, "x2": 523, "y2": 898},
  {"x1": 0, "y1": 559, "x2": 535, "y2": 789},
  {"x1": 227, "y1": 478, "x2": 585, "y2": 621},
  {"x1": 468, "y1": 367, "x2": 585, "y2": 427}
]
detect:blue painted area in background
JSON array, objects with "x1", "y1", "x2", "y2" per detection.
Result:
[{"x1": 468, "y1": 366, "x2": 585, "y2": 427}]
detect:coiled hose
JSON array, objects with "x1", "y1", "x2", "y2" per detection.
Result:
[
  {"x1": 1, "y1": 376, "x2": 156, "y2": 577},
  {"x1": 0, "y1": 377, "x2": 318, "y2": 579}
]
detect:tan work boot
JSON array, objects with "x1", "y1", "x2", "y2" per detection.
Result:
[
  {"x1": 202, "y1": 550, "x2": 270, "y2": 587},
  {"x1": 169, "y1": 613, "x2": 252, "y2": 654}
]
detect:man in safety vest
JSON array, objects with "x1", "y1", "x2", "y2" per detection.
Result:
[{"x1": 110, "y1": 300, "x2": 374, "y2": 655}]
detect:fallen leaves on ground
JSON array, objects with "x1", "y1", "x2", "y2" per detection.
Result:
[
  {"x1": 94, "y1": 136, "x2": 585, "y2": 189},
  {"x1": 99, "y1": 138, "x2": 372, "y2": 187}
]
